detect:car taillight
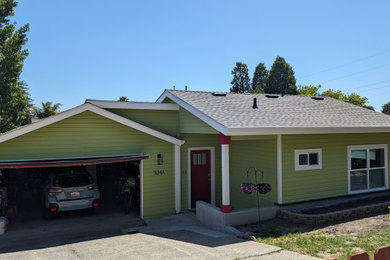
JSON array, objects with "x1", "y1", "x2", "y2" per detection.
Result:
[
  {"x1": 88, "y1": 185, "x2": 99, "y2": 191},
  {"x1": 48, "y1": 188, "x2": 63, "y2": 195},
  {"x1": 93, "y1": 202, "x2": 99, "y2": 207}
]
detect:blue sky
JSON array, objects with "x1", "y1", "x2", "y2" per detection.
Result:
[{"x1": 13, "y1": 0, "x2": 390, "y2": 111}]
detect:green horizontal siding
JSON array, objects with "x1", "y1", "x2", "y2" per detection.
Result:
[
  {"x1": 0, "y1": 111, "x2": 175, "y2": 218},
  {"x1": 107, "y1": 109, "x2": 179, "y2": 137},
  {"x1": 282, "y1": 133, "x2": 390, "y2": 203},
  {"x1": 179, "y1": 108, "x2": 218, "y2": 134},
  {"x1": 179, "y1": 134, "x2": 221, "y2": 210},
  {"x1": 230, "y1": 138, "x2": 278, "y2": 209}
]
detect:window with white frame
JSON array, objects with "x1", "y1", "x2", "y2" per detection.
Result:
[
  {"x1": 348, "y1": 145, "x2": 388, "y2": 193},
  {"x1": 295, "y1": 149, "x2": 322, "y2": 171}
]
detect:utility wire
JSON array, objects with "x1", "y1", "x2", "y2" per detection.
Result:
[
  {"x1": 322, "y1": 63, "x2": 390, "y2": 83},
  {"x1": 343, "y1": 79, "x2": 390, "y2": 92},
  {"x1": 301, "y1": 49, "x2": 390, "y2": 79},
  {"x1": 358, "y1": 83, "x2": 390, "y2": 93}
]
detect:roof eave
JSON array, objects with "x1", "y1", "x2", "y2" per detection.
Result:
[{"x1": 227, "y1": 126, "x2": 390, "y2": 136}]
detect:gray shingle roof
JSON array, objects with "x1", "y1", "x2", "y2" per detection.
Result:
[{"x1": 166, "y1": 90, "x2": 390, "y2": 128}]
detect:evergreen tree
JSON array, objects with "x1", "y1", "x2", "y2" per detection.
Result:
[
  {"x1": 230, "y1": 62, "x2": 251, "y2": 93},
  {"x1": 0, "y1": 0, "x2": 31, "y2": 132},
  {"x1": 118, "y1": 96, "x2": 129, "y2": 101},
  {"x1": 34, "y1": 102, "x2": 62, "y2": 118},
  {"x1": 251, "y1": 63, "x2": 268, "y2": 93},
  {"x1": 382, "y1": 102, "x2": 390, "y2": 115},
  {"x1": 265, "y1": 56, "x2": 297, "y2": 94}
]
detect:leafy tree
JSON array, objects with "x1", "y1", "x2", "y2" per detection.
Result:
[
  {"x1": 382, "y1": 102, "x2": 390, "y2": 115},
  {"x1": 265, "y1": 56, "x2": 297, "y2": 95},
  {"x1": 118, "y1": 96, "x2": 129, "y2": 101},
  {"x1": 34, "y1": 101, "x2": 62, "y2": 118},
  {"x1": 321, "y1": 89, "x2": 345, "y2": 100},
  {"x1": 251, "y1": 63, "x2": 268, "y2": 93},
  {"x1": 298, "y1": 85, "x2": 321, "y2": 96},
  {"x1": 230, "y1": 62, "x2": 251, "y2": 93},
  {"x1": 321, "y1": 89, "x2": 374, "y2": 110},
  {"x1": 0, "y1": 0, "x2": 31, "y2": 133}
]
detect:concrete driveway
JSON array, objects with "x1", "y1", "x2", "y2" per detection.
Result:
[{"x1": 0, "y1": 212, "x2": 320, "y2": 260}]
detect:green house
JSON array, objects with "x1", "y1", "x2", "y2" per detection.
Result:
[{"x1": 1, "y1": 89, "x2": 390, "y2": 221}]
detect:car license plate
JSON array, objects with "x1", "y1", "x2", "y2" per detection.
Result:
[{"x1": 70, "y1": 191, "x2": 80, "y2": 197}]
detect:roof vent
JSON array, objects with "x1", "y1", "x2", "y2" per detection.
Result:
[
  {"x1": 265, "y1": 94, "x2": 279, "y2": 98},
  {"x1": 252, "y1": 98, "x2": 258, "y2": 109},
  {"x1": 212, "y1": 92, "x2": 226, "y2": 97},
  {"x1": 312, "y1": 96, "x2": 324, "y2": 101}
]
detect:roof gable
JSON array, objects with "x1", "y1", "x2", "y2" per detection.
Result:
[{"x1": 0, "y1": 103, "x2": 184, "y2": 146}]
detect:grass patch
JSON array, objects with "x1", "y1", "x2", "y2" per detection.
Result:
[{"x1": 254, "y1": 226, "x2": 390, "y2": 259}]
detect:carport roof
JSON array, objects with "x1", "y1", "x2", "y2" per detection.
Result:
[
  {"x1": 0, "y1": 154, "x2": 149, "y2": 169},
  {"x1": 0, "y1": 103, "x2": 185, "y2": 146}
]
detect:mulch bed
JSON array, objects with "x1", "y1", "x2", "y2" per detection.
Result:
[{"x1": 301, "y1": 196, "x2": 390, "y2": 215}]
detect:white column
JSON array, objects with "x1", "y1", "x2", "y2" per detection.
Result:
[
  {"x1": 174, "y1": 144, "x2": 181, "y2": 213},
  {"x1": 277, "y1": 134, "x2": 283, "y2": 204},
  {"x1": 139, "y1": 160, "x2": 144, "y2": 219},
  {"x1": 221, "y1": 144, "x2": 230, "y2": 206}
]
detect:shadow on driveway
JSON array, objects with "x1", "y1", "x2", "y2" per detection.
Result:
[{"x1": 0, "y1": 209, "x2": 144, "y2": 254}]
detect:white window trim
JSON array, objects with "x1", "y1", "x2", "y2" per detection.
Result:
[
  {"x1": 294, "y1": 149, "x2": 322, "y2": 171},
  {"x1": 187, "y1": 147, "x2": 215, "y2": 209},
  {"x1": 347, "y1": 144, "x2": 388, "y2": 194}
]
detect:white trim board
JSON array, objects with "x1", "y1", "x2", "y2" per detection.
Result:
[
  {"x1": 0, "y1": 103, "x2": 185, "y2": 146},
  {"x1": 227, "y1": 126, "x2": 390, "y2": 136},
  {"x1": 187, "y1": 147, "x2": 215, "y2": 209},
  {"x1": 85, "y1": 100, "x2": 179, "y2": 111}
]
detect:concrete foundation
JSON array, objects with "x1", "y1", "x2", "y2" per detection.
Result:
[{"x1": 196, "y1": 201, "x2": 279, "y2": 232}]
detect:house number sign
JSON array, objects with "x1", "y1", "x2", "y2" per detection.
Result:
[{"x1": 154, "y1": 170, "x2": 165, "y2": 175}]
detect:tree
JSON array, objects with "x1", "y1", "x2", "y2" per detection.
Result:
[
  {"x1": 230, "y1": 62, "x2": 251, "y2": 93},
  {"x1": 34, "y1": 101, "x2": 62, "y2": 118},
  {"x1": 0, "y1": 0, "x2": 31, "y2": 133},
  {"x1": 118, "y1": 96, "x2": 129, "y2": 101},
  {"x1": 251, "y1": 63, "x2": 268, "y2": 93},
  {"x1": 265, "y1": 56, "x2": 297, "y2": 95},
  {"x1": 382, "y1": 102, "x2": 390, "y2": 115},
  {"x1": 321, "y1": 89, "x2": 374, "y2": 110},
  {"x1": 298, "y1": 84, "x2": 321, "y2": 96}
]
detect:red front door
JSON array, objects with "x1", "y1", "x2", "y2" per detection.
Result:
[{"x1": 191, "y1": 149, "x2": 211, "y2": 208}]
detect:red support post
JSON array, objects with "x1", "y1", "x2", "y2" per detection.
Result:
[
  {"x1": 220, "y1": 204, "x2": 232, "y2": 213},
  {"x1": 219, "y1": 133, "x2": 231, "y2": 145}
]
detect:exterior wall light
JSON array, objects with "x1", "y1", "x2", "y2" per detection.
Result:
[{"x1": 157, "y1": 154, "x2": 163, "y2": 165}]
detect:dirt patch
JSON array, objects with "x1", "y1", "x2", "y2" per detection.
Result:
[{"x1": 237, "y1": 213, "x2": 390, "y2": 235}]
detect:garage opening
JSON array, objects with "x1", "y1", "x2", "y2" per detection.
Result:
[{"x1": 0, "y1": 154, "x2": 148, "y2": 225}]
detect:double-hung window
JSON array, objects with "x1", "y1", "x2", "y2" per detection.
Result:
[{"x1": 348, "y1": 145, "x2": 388, "y2": 193}]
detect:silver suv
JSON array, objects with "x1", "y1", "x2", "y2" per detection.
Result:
[{"x1": 45, "y1": 168, "x2": 100, "y2": 215}]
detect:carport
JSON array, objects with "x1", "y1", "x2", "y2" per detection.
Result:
[{"x1": 0, "y1": 154, "x2": 149, "y2": 222}]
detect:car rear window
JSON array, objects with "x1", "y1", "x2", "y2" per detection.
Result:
[{"x1": 53, "y1": 173, "x2": 94, "y2": 188}]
